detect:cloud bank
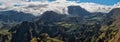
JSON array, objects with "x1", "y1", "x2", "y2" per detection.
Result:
[{"x1": 0, "y1": 0, "x2": 120, "y2": 16}]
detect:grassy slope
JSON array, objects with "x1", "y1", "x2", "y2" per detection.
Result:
[{"x1": 108, "y1": 9, "x2": 120, "y2": 42}]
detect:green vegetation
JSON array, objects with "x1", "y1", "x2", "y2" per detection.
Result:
[
  {"x1": 0, "y1": 29, "x2": 12, "y2": 42},
  {"x1": 0, "y1": 8, "x2": 120, "y2": 42},
  {"x1": 57, "y1": 22, "x2": 72, "y2": 28}
]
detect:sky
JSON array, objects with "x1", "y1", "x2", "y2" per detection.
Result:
[
  {"x1": 0, "y1": 0, "x2": 120, "y2": 5},
  {"x1": 28, "y1": 0, "x2": 120, "y2": 5},
  {"x1": 77, "y1": 0, "x2": 120, "y2": 5},
  {"x1": 55, "y1": 0, "x2": 119, "y2": 5},
  {"x1": 67, "y1": 0, "x2": 120, "y2": 5}
]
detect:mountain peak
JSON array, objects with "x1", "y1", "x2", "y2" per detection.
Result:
[
  {"x1": 68, "y1": 6, "x2": 90, "y2": 16},
  {"x1": 37, "y1": 11, "x2": 66, "y2": 22}
]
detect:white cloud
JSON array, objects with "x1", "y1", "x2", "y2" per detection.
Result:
[
  {"x1": 0, "y1": 0, "x2": 120, "y2": 16},
  {"x1": 56, "y1": 0, "x2": 67, "y2": 2},
  {"x1": 79, "y1": 2, "x2": 113, "y2": 13},
  {"x1": 0, "y1": 0, "x2": 24, "y2": 4}
]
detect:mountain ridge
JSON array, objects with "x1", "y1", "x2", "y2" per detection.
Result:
[{"x1": 0, "y1": 4, "x2": 120, "y2": 42}]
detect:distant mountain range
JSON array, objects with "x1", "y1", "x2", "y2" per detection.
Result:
[
  {"x1": 0, "y1": 3, "x2": 120, "y2": 42},
  {"x1": 0, "y1": 10, "x2": 36, "y2": 22},
  {"x1": 0, "y1": 10, "x2": 36, "y2": 29},
  {"x1": 0, "y1": 5, "x2": 119, "y2": 42},
  {"x1": 0, "y1": 5, "x2": 115, "y2": 29}
]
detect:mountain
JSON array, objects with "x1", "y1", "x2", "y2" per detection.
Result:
[
  {"x1": 0, "y1": 10, "x2": 36, "y2": 22},
  {"x1": 0, "y1": 10, "x2": 36, "y2": 29},
  {"x1": 68, "y1": 6, "x2": 90, "y2": 17},
  {"x1": 0, "y1": 5, "x2": 120, "y2": 42},
  {"x1": 3, "y1": 9, "x2": 116, "y2": 42},
  {"x1": 107, "y1": 8, "x2": 120, "y2": 42},
  {"x1": 8, "y1": 11, "x2": 68, "y2": 42},
  {"x1": 37, "y1": 11, "x2": 66, "y2": 23}
]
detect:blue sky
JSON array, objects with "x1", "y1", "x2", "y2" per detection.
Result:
[
  {"x1": 0, "y1": 0, "x2": 119, "y2": 5},
  {"x1": 68, "y1": 0, "x2": 120, "y2": 5},
  {"x1": 48, "y1": 0, "x2": 120, "y2": 5},
  {"x1": 79, "y1": 0, "x2": 120, "y2": 5}
]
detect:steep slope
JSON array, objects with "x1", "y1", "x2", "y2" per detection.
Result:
[{"x1": 108, "y1": 8, "x2": 120, "y2": 42}]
